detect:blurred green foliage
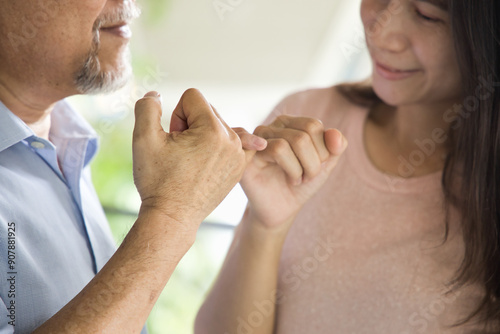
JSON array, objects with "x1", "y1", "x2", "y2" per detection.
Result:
[
  {"x1": 91, "y1": 120, "x2": 136, "y2": 211},
  {"x1": 140, "y1": 0, "x2": 173, "y2": 28}
]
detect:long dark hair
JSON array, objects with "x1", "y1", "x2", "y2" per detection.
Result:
[
  {"x1": 338, "y1": 0, "x2": 500, "y2": 329},
  {"x1": 446, "y1": 0, "x2": 500, "y2": 327}
]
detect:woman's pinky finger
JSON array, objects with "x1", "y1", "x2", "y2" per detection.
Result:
[
  {"x1": 258, "y1": 138, "x2": 304, "y2": 185},
  {"x1": 233, "y1": 127, "x2": 268, "y2": 151}
]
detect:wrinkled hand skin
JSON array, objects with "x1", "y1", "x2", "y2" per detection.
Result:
[
  {"x1": 241, "y1": 115, "x2": 348, "y2": 231},
  {"x1": 133, "y1": 88, "x2": 254, "y2": 230}
]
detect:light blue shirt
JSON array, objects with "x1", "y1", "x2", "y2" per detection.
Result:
[{"x1": 0, "y1": 100, "x2": 140, "y2": 333}]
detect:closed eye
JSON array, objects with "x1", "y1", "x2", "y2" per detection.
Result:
[{"x1": 416, "y1": 9, "x2": 440, "y2": 22}]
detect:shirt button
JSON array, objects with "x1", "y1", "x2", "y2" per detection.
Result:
[{"x1": 30, "y1": 141, "x2": 45, "y2": 149}]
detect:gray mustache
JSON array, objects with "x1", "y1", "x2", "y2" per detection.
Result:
[{"x1": 93, "y1": 2, "x2": 141, "y2": 30}]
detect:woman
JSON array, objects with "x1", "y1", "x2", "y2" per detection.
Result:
[{"x1": 196, "y1": 0, "x2": 500, "y2": 332}]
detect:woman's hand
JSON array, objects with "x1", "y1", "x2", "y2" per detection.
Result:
[{"x1": 241, "y1": 115, "x2": 348, "y2": 232}]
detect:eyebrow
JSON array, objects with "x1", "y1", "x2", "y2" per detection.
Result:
[{"x1": 415, "y1": 0, "x2": 449, "y2": 11}]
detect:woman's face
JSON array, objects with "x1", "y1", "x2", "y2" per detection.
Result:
[{"x1": 361, "y1": 0, "x2": 462, "y2": 107}]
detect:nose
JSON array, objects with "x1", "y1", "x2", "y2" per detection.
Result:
[{"x1": 366, "y1": 4, "x2": 410, "y2": 54}]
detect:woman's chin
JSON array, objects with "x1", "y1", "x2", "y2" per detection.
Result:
[{"x1": 372, "y1": 80, "x2": 412, "y2": 107}]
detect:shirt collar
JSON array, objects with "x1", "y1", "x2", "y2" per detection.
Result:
[
  {"x1": 0, "y1": 100, "x2": 33, "y2": 152},
  {"x1": 0, "y1": 99, "x2": 99, "y2": 165},
  {"x1": 50, "y1": 100, "x2": 99, "y2": 168},
  {"x1": 49, "y1": 99, "x2": 98, "y2": 142}
]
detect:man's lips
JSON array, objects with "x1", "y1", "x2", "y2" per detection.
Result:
[
  {"x1": 100, "y1": 22, "x2": 132, "y2": 39},
  {"x1": 375, "y1": 61, "x2": 421, "y2": 81}
]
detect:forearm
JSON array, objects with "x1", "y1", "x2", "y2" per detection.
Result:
[
  {"x1": 33, "y1": 207, "x2": 197, "y2": 334},
  {"x1": 195, "y1": 208, "x2": 290, "y2": 334}
]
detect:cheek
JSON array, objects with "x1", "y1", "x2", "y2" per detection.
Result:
[
  {"x1": 418, "y1": 34, "x2": 460, "y2": 77},
  {"x1": 20, "y1": 0, "x2": 108, "y2": 75},
  {"x1": 63, "y1": 0, "x2": 106, "y2": 30},
  {"x1": 51, "y1": 0, "x2": 105, "y2": 39},
  {"x1": 414, "y1": 36, "x2": 462, "y2": 97},
  {"x1": 49, "y1": 1, "x2": 106, "y2": 50}
]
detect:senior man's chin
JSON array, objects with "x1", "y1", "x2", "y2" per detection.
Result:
[{"x1": 74, "y1": 43, "x2": 132, "y2": 95}]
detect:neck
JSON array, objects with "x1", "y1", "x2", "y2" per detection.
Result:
[
  {"x1": 366, "y1": 98, "x2": 460, "y2": 177},
  {"x1": 372, "y1": 100, "x2": 456, "y2": 153},
  {"x1": 0, "y1": 78, "x2": 57, "y2": 140}
]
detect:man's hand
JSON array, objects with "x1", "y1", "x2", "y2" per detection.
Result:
[
  {"x1": 241, "y1": 115, "x2": 348, "y2": 231},
  {"x1": 133, "y1": 89, "x2": 266, "y2": 229}
]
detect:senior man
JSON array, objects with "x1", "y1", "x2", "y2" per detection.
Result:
[{"x1": 0, "y1": 0, "x2": 266, "y2": 333}]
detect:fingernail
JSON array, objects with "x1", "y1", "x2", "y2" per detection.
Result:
[
  {"x1": 144, "y1": 91, "x2": 160, "y2": 98},
  {"x1": 144, "y1": 91, "x2": 162, "y2": 105},
  {"x1": 253, "y1": 136, "x2": 267, "y2": 149}
]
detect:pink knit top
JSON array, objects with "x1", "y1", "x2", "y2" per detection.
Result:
[{"x1": 267, "y1": 86, "x2": 488, "y2": 333}]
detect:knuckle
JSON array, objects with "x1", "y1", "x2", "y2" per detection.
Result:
[
  {"x1": 205, "y1": 116, "x2": 225, "y2": 133},
  {"x1": 270, "y1": 138, "x2": 289, "y2": 155},
  {"x1": 229, "y1": 127, "x2": 240, "y2": 139},
  {"x1": 292, "y1": 131, "x2": 311, "y2": 149},
  {"x1": 274, "y1": 115, "x2": 289, "y2": 126},
  {"x1": 208, "y1": 127, "x2": 239, "y2": 150},
  {"x1": 276, "y1": 115, "x2": 287, "y2": 122},
  {"x1": 304, "y1": 119, "x2": 324, "y2": 134},
  {"x1": 230, "y1": 136, "x2": 243, "y2": 151},
  {"x1": 254, "y1": 125, "x2": 272, "y2": 138},
  {"x1": 208, "y1": 128, "x2": 228, "y2": 144}
]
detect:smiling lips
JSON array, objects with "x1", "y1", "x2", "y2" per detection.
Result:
[
  {"x1": 375, "y1": 61, "x2": 421, "y2": 80},
  {"x1": 100, "y1": 22, "x2": 132, "y2": 39}
]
